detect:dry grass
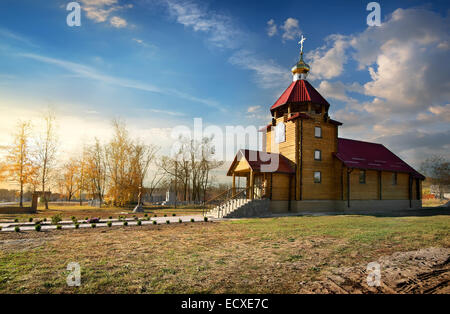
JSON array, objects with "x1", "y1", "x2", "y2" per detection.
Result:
[
  {"x1": 422, "y1": 199, "x2": 448, "y2": 207},
  {"x1": 0, "y1": 214, "x2": 448, "y2": 293}
]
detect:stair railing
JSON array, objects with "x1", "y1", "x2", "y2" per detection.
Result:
[
  {"x1": 203, "y1": 187, "x2": 246, "y2": 216},
  {"x1": 216, "y1": 187, "x2": 249, "y2": 218},
  {"x1": 204, "y1": 182, "x2": 267, "y2": 218}
]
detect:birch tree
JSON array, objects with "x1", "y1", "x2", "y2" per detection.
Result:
[
  {"x1": 36, "y1": 112, "x2": 58, "y2": 209},
  {"x1": 86, "y1": 139, "x2": 107, "y2": 207}
]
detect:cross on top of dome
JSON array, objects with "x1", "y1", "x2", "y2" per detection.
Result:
[{"x1": 292, "y1": 34, "x2": 310, "y2": 81}]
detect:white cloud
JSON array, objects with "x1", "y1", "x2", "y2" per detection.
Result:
[
  {"x1": 318, "y1": 81, "x2": 353, "y2": 102},
  {"x1": 110, "y1": 16, "x2": 127, "y2": 28},
  {"x1": 83, "y1": 6, "x2": 114, "y2": 23},
  {"x1": 307, "y1": 34, "x2": 349, "y2": 80},
  {"x1": 267, "y1": 19, "x2": 277, "y2": 37},
  {"x1": 164, "y1": 0, "x2": 241, "y2": 49},
  {"x1": 311, "y1": 8, "x2": 450, "y2": 114},
  {"x1": 428, "y1": 104, "x2": 450, "y2": 121},
  {"x1": 79, "y1": 0, "x2": 131, "y2": 27},
  {"x1": 312, "y1": 8, "x2": 450, "y2": 167},
  {"x1": 344, "y1": 9, "x2": 450, "y2": 123},
  {"x1": 132, "y1": 38, "x2": 158, "y2": 51},
  {"x1": 247, "y1": 105, "x2": 261, "y2": 113},
  {"x1": 281, "y1": 18, "x2": 301, "y2": 42},
  {"x1": 80, "y1": 0, "x2": 118, "y2": 5},
  {"x1": 417, "y1": 104, "x2": 450, "y2": 123},
  {"x1": 133, "y1": 38, "x2": 144, "y2": 45},
  {"x1": 19, "y1": 52, "x2": 223, "y2": 111},
  {"x1": 229, "y1": 50, "x2": 291, "y2": 90},
  {"x1": 146, "y1": 108, "x2": 185, "y2": 117},
  {"x1": 0, "y1": 27, "x2": 37, "y2": 47}
]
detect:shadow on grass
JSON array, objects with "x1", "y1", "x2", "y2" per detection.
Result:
[
  {"x1": 291, "y1": 207, "x2": 450, "y2": 218},
  {"x1": 0, "y1": 206, "x2": 35, "y2": 214}
]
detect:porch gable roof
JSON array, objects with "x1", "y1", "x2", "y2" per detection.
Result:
[{"x1": 227, "y1": 149, "x2": 295, "y2": 176}]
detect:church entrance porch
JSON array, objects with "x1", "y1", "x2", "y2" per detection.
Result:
[{"x1": 228, "y1": 149, "x2": 296, "y2": 201}]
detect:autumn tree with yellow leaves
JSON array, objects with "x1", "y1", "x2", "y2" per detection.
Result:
[
  {"x1": 59, "y1": 157, "x2": 79, "y2": 201},
  {"x1": 0, "y1": 161, "x2": 7, "y2": 183},
  {"x1": 104, "y1": 120, "x2": 159, "y2": 206},
  {"x1": 6, "y1": 121, "x2": 34, "y2": 207}
]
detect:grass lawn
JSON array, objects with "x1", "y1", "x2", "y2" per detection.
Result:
[
  {"x1": 0, "y1": 204, "x2": 204, "y2": 222},
  {"x1": 0, "y1": 214, "x2": 448, "y2": 293}
]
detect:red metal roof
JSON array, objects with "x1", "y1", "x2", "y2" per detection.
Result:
[
  {"x1": 271, "y1": 79, "x2": 330, "y2": 111},
  {"x1": 335, "y1": 138, "x2": 425, "y2": 179},
  {"x1": 227, "y1": 149, "x2": 295, "y2": 176}
]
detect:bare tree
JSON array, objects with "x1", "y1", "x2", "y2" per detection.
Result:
[
  {"x1": 199, "y1": 137, "x2": 223, "y2": 202},
  {"x1": 36, "y1": 112, "x2": 58, "y2": 209},
  {"x1": 145, "y1": 167, "x2": 166, "y2": 202},
  {"x1": 160, "y1": 136, "x2": 223, "y2": 203},
  {"x1": 86, "y1": 139, "x2": 107, "y2": 207},
  {"x1": 160, "y1": 152, "x2": 184, "y2": 203},
  {"x1": 77, "y1": 147, "x2": 88, "y2": 205},
  {"x1": 420, "y1": 155, "x2": 450, "y2": 199},
  {"x1": 130, "y1": 142, "x2": 160, "y2": 206}
]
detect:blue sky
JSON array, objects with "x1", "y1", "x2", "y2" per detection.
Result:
[{"x1": 0, "y1": 0, "x2": 449, "y2": 175}]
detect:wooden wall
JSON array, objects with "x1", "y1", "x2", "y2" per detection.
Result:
[
  {"x1": 271, "y1": 173, "x2": 292, "y2": 201},
  {"x1": 412, "y1": 179, "x2": 422, "y2": 200},
  {"x1": 346, "y1": 169, "x2": 379, "y2": 200},
  {"x1": 300, "y1": 117, "x2": 339, "y2": 200},
  {"x1": 261, "y1": 109, "x2": 421, "y2": 202},
  {"x1": 381, "y1": 171, "x2": 409, "y2": 200},
  {"x1": 265, "y1": 112, "x2": 340, "y2": 201},
  {"x1": 266, "y1": 118, "x2": 297, "y2": 163},
  {"x1": 341, "y1": 168, "x2": 415, "y2": 201}
]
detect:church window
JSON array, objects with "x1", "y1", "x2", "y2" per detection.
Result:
[
  {"x1": 275, "y1": 122, "x2": 286, "y2": 143},
  {"x1": 359, "y1": 170, "x2": 366, "y2": 184},
  {"x1": 314, "y1": 150, "x2": 321, "y2": 160},
  {"x1": 315, "y1": 126, "x2": 322, "y2": 138},
  {"x1": 314, "y1": 171, "x2": 321, "y2": 183}
]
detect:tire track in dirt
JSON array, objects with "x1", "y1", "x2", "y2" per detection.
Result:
[{"x1": 301, "y1": 248, "x2": 449, "y2": 294}]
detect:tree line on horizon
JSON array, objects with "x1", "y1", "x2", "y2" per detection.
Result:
[{"x1": 0, "y1": 112, "x2": 225, "y2": 208}]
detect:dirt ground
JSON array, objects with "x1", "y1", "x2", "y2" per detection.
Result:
[{"x1": 303, "y1": 247, "x2": 449, "y2": 293}]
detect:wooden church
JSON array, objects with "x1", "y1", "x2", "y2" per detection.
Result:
[{"x1": 226, "y1": 39, "x2": 424, "y2": 214}]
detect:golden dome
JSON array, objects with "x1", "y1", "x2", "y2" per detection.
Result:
[{"x1": 291, "y1": 52, "x2": 310, "y2": 76}]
